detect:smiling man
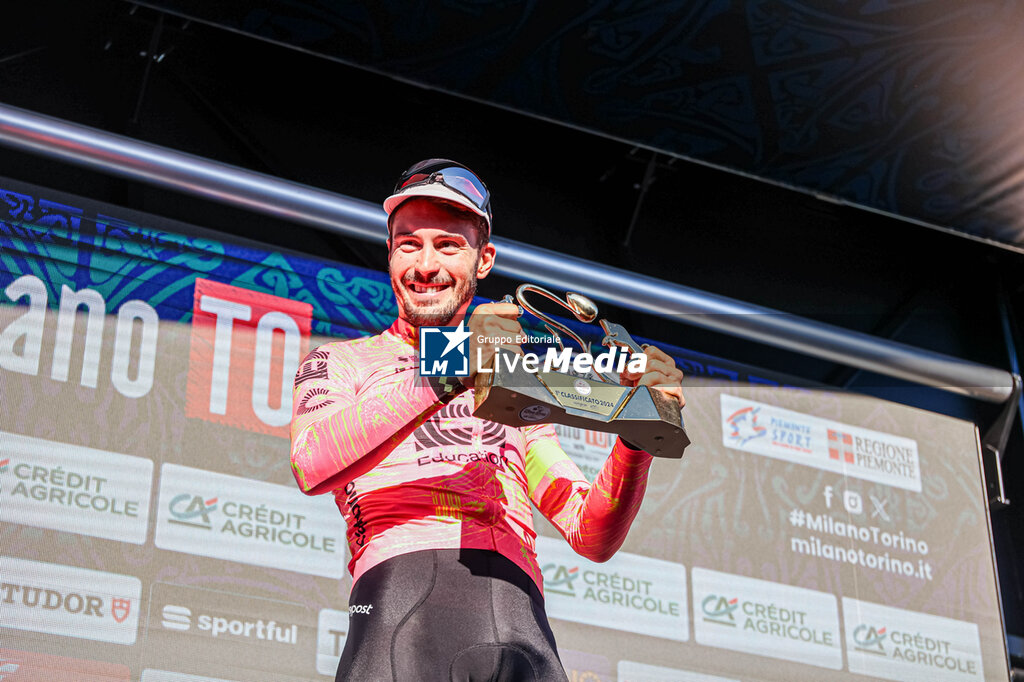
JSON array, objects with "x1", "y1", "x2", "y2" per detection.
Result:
[{"x1": 290, "y1": 159, "x2": 685, "y2": 681}]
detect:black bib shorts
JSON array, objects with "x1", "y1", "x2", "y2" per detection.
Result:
[{"x1": 336, "y1": 548, "x2": 568, "y2": 682}]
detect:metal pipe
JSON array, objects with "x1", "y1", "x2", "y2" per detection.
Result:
[{"x1": 0, "y1": 103, "x2": 1015, "y2": 402}]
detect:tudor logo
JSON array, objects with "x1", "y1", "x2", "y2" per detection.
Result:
[
  {"x1": 0, "y1": 557, "x2": 141, "y2": 645},
  {"x1": 111, "y1": 597, "x2": 132, "y2": 624},
  {"x1": 0, "y1": 581, "x2": 131, "y2": 625},
  {"x1": 1, "y1": 582, "x2": 107, "y2": 618}
]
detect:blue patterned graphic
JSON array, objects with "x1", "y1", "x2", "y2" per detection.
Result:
[{"x1": 0, "y1": 183, "x2": 795, "y2": 388}]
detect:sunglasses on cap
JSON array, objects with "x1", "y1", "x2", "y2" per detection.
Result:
[{"x1": 393, "y1": 159, "x2": 492, "y2": 224}]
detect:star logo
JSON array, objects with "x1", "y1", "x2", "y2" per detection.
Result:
[
  {"x1": 440, "y1": 321, "x2": 472, "y2": 357},
  {"x1": 419, "y1": 323, "x2": 471, "y2": 377}
]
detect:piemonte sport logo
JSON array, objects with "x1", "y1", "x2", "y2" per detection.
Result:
[
  {"x1": 701, "y1": 594, "x2": 739, "y2": 626},
  {"x1": 725, "y1": 406, "x2": 767, "y2": 446},
  {"x1": 419, "y1": 322, "x2": 471, "y2": 377},
  {"x1": 852, "y1": 623, "x2": 888, "y2": 655},
  {"x1": 541, "y1": 563, "x2": 579, "y2": 597},
  {"x1": 168, "y1": 493, "x2": 219, "y2": 529}
]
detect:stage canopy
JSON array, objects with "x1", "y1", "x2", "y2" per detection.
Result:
[{"x1": 135, "y1": 0, "x2": 1024, "y2": 252}]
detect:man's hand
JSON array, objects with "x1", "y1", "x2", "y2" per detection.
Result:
[
  {"x1": 620, "y1": 344, "x2": 686, "y2": 408},
  {"x1": 465, "y1": 302, "x2": 524, "y2": 383}
]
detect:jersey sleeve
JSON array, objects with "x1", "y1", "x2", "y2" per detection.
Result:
[
  {"x1": 524, "y1": 425, "x2": 653, "y2": 562},
  {"x1": 289, "y1": 342, "x2": 465, "y2": 495}
]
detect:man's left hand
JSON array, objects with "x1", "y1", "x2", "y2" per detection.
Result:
[{"x1": 620, "y1": 345, "x2": 685, "y2": 408}]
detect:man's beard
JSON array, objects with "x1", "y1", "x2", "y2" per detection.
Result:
[{"x1": 392, "y1": 268, "x2": 478, "y2": 327}]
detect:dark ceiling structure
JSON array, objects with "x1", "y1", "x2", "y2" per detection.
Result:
[
  {"x1": 135, "y1": 0, "x2": 1024, "y2": 252},
  {"x1": 2, "y1": 0, "x2": 1024, "y2": 646}
]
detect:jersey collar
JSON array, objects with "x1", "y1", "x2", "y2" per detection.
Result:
[{"x1": 387, "y1": 317, "x2": 419, "y2": 346}]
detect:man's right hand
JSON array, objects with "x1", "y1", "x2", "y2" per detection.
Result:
[{"x1": 466, "y1": 302, "x2": 524, "y2": 383}]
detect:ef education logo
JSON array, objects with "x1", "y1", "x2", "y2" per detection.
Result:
[{"x1": 419, "y1": 323, "x2": 471, "y2": 377}]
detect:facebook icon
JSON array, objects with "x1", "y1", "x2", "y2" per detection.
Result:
[{"x1": 418, "y1": 322, "x2": 472, "y2": 377}]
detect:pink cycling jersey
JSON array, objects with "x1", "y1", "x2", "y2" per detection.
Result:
[{"x1": 290, "y1": 317, "x2": 654, "y2": 590}]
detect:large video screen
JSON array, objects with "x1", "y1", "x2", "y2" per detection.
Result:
[{"x1": 0, "y1": 179, "x2": 1009, "y2": 681}]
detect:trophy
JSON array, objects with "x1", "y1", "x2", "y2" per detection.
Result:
[{"x1": 471, "y1": 284, "x2": 690, "y2": 458}]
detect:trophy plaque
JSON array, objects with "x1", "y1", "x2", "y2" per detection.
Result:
[{"x1": 472, "y1": 285, "x2": 691, "y2": 458}]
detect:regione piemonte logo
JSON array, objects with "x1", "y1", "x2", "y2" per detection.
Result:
[
  {"x1": 418, "y1": 322, "x2": 471, "y2": 377},
  {"x1": 828, "y1": 429, "x2": 855, "y2": 464}
]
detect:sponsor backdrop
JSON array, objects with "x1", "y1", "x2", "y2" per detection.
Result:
[{"x1": 0, "y1": 178, "x2": 1009, "y2": 681}]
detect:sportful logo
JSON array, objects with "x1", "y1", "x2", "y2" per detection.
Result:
[
  {"x1": 159, "y1": 603, "x2": 298, "y2": 643},
  {"x1": 161, "y1": 604, "x2": 191, "y2": 631},
  {"x1": 852, "y1": 623, "x2": 888, "y2": 655},
  {"x1": 701, "y1": 594, "x2": 739, "y2": 626},
  {"x1": 724, "y1": 405, "x2": 767, "y2": 446},
  {"x1": 168, "y1": 493, "x2": 219, "y2": 529}
]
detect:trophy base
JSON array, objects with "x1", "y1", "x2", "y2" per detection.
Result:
[{"x1": 472, "y1": 354, "x2": 690, "y2": 458}]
